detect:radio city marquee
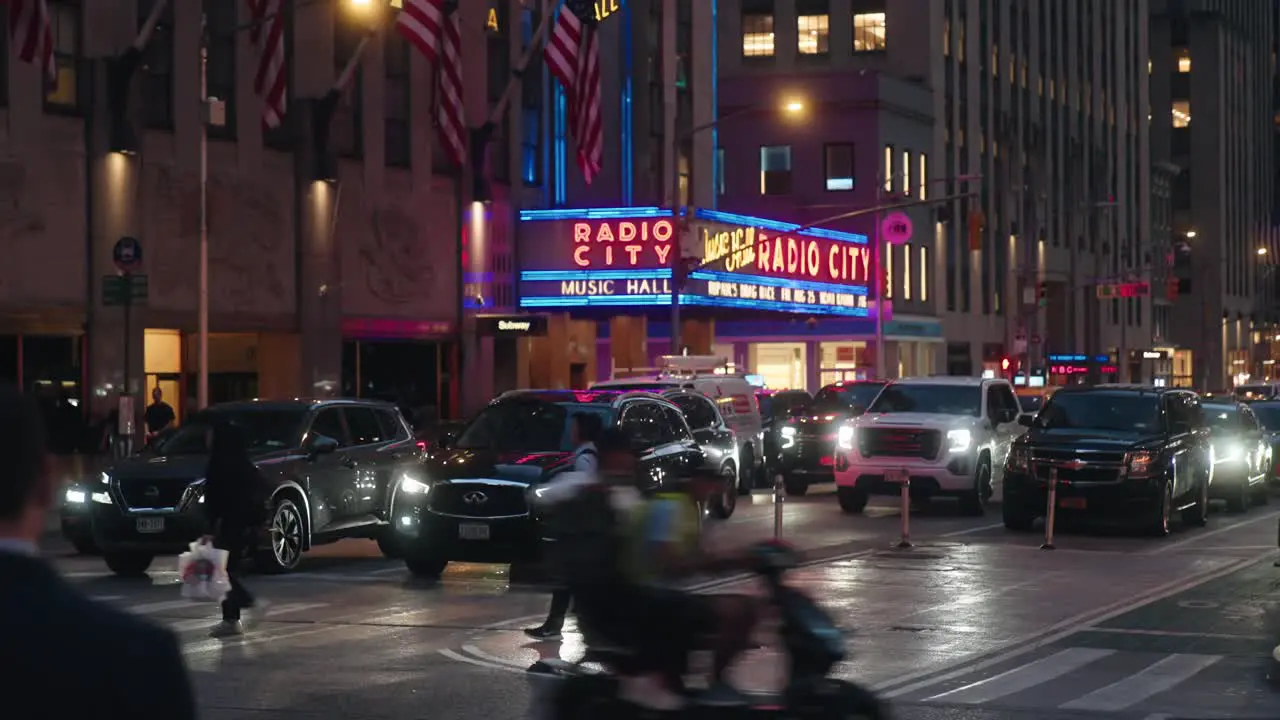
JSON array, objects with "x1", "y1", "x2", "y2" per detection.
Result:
[{"x1": 516, "y1": 207, "x2": 870, "y2": 316}]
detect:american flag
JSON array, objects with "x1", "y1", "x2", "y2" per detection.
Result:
[
  {"x1": 7, "y1": 0, "x2": 55, "y2": 86},
  {"x1": 396, "y1": 0, "x2": 465, "y2": 167},
  {"x1": 545, "y1": 0, "x2": 602, "y2": 184},
  {"x1": 246, "y1": 0, "x2": 287, "y2": 129}
]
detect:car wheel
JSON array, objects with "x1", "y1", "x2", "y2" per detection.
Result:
[
  {"x1": 784, "y1": 476, "x2": 810, "y2": 497},
  {"x1": 255, "y1": 498, "x2": 305, "y2": 574},
  {"x1": 1146, "y1": 480, "x2": 1173, "y2": 537},
  {"x1": 404, "y1": 546, "x2": 448, "y2": 578},
  {"x1": 710, "y1": 464, "x2": 738, "y2": 519},
  {"x1": 1181, "y1": 476, "x2": 1209, "y2": 527},
  {"x1": 1226, "y1": 476, "x2": 1251, "y2": 513},
  {"x1": 837, "y1": 486, "x2": 868, "y2": 514},
  {"x1": 959, "y1": 457, "x2": 992, "y2": 516},
  {"x1": 1002, "y1": 503, "x2": 1035, "y2": 532},
  {"x1": 104, "y1": 551, "x2": 154, "y2": 577},
  {"x1": 376, "y1": 531, "x2": 403, "y2": 559}
]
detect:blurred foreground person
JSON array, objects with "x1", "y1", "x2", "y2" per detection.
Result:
[
  {"x1": 203, "y1": 420, "x2": 270, "y2": 637},
  {"x1": 0, "y1": 386, "x2": 197, "y2": 719}
]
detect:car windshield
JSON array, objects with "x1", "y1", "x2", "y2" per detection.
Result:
[
  {"x1": 1235, "y1": 385, "x2": 1276, "y2": 402},
  {"x1": 867, "y1": 384, "x2": 981, "y2": 416},
  {"x1": 155, "y1": 407, "x2": 307, "y2": 456},
  {"x1": 1037, "y1": 393, "x2": 1161, "y2": 433},
  {"x1": 1202, "y1": 405, "x2": 1239, "y2": 430},
  {"x1": 811, "y1": 384, "x2": 884, "y2": 414},
  {"x1": 1251, "y1": 404, "x2": 1280, "y2": 429},
  {"x1": 455, "y1": 401, "x2": 615, "y2": 452}
]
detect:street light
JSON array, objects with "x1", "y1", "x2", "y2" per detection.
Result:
[
  {"x1": 1259, "y1": 247, "x2": 1269, "y2": 256},
  {"x1": 1185, "y1": 230, "x2": 1197, "y2": 239},
  {"x1": 668, "y1": 97, "x2": 808, "y2": 353}
]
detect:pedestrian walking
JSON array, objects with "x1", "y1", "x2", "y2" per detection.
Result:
[
  {"x1": 0, "y1": 385, "x2": 197, "y2": 719},
  {"x1": 202, "y1": 419, "x2": 271, "y2": 638},
  {"x1": 525, "y1": 411, "x2": 603, "y2": 640}
]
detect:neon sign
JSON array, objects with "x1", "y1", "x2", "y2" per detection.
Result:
[
  {"x1": 517, "y1": 207, "x2": 871, "y2": 317},
  {"x1": 1051, "y1": 364, "x2": 1118, "y2": 376},
  {"x1": 595, "y1": 0, "x2": 623, "y2": 22}
]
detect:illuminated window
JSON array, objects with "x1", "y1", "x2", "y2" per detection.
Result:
[
  {"x1": 1176, "y1": 47, "x2": 1191, "y2": 73},
  {"x1": 853, "y1": 13, "x2": 885, "y2": 52},
  {"x1": 759, "y1": 145, "x2": 791, "y2": 195},
  {"x1": 942, "y1": 18, "x2": 949, "y2": 56},
  {"x1": 715, "y1": 148, "x2": 725, "y2": 195},
  {"x1": 901, "y1": 150, "x2": 910, "y2": 195},
  {"x1": 824, "y1": 143, "x2": 854, "y2": 191},
  {"x1": 742, "y1": 13, "x2": 775, "y2": 57},
  {"x1": 883, "y1": 145, "x2": 893, "y2": 192},
  {"x1": 918, "y1": 153, "x2": 927, "y2": 200},
  {"x1": 678, "y1": 152, "x2": 690, "y2": 206},
  {"x1": 919, "y1": 245, "x2": 929, "y2": 302},
  {"x1": 903, "y1": 245, "x2": 912, "y2": 301},
  {"x1": 45, "y1": 2, "x2": 79, "y2": 112},
  {"x1": 884, "y1": 241, "x2": 893, "y2": 299},
  {"x1": 957, "y1": 19, "x2": 965, "y2": 62},
  {"x1": 797, "y1": 14, "x2": 829, "y2": 55},
  {"x1": 991, "y1": 45, "x2": 999, "y2": 76},
  {"x1": 1172, "y1": 100, "x2": 1190, "y2": 128},
  {"x1": 1147, "y1": 58, "x2": 1152, "y2": 74}
]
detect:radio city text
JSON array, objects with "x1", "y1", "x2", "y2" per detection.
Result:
[{"x1": 700, "y1": 224, "x2": 870, "y2": 286}]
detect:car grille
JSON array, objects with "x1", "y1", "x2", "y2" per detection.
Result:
[
  {"x1": 118, "y1": 477, "x2": 196, "y2": 510},
  {"x1": 429, "y1": 482, "x2": 528, "y2": 518},
  {"x1": 1030, "y1": 449, "x2": 1127, "y2": 485},
  {"x1": 859, "y1": 428, "x2": 942, "y2": 460}
]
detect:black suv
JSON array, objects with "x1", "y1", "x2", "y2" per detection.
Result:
[
  {"x1": 89, "y1": 399, "x2": 422, "y2": 576},
  {"x1": 1003, "y1": 386, "x2": 1211, "y2": 536},
  {"x1": 779, "y1": 381, "x2": 885, "y2": 496},
  {"x1": 393, "y1": 389, "x2": 703, "y2": 579}
]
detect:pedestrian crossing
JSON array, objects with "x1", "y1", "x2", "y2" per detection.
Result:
[
  {"x1": 885, "y1": 643, "x2": 1280, "y2": 718},
  {"x1": 89, "y1": 594, "x2": 336, "y2": 638}
]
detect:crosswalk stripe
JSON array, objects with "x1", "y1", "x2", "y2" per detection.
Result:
[
  {"x1": 1058, "y1": 653, "x2": 1222, "y2": 712},
  {"x1": 125, "y1": 599, "x2": 206, "y2": 615},
  {"x1": 925, "y1": 648, "x2": 1115, "y2": 704},
  {"x1": 166, "y1": 602, "x2": 329, "y2": 634}
]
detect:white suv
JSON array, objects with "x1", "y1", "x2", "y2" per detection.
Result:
[{"x1": 833, "y1": 377, "x2": 1026, "y2": 515}]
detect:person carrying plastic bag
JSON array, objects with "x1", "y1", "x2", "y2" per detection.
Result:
[{"x1": 177, "y1": 538, "x2": 230, "y2": 602}]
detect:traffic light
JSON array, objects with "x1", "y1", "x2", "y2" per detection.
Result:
[
  {"x1": 1037, "y1": 281, "x2": 1048, "y2": 307},
  {"x1": 1000, "y1": 357, "x2": 1011, "y2": 372},
  {"x1": 968, "y1": 210, "x2": 985, "y2": 251}
]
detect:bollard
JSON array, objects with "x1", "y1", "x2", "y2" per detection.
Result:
[
  {"x1": 896, "y1": 469, "x2": 912, "y2": 549},
  {"x1": 773, "y1": 474, "x2": 785, "y2": 538},
  {"x1": 1041, "y1": 466, "x2": 1058, "y2": 550}
]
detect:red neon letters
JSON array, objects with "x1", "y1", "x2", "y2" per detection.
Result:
[
  {"x1": 700, "y1": 224, "x2": 870, "y2": 285},
  {"x1": 572, "y1": 219, "x2": 674, "y2": 269}
]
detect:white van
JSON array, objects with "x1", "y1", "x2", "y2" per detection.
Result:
[{"x1": 592, "y1": 355, "x2": 766, "y2": 491}]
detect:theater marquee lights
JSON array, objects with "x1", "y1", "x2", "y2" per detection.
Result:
[{"x1": 517, "y1": 207, "x2": 871, "y2": 317}]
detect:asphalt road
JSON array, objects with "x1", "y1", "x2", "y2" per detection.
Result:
[{"x1": 43, "y1": 486, "x2": 1280, "y2": 720}]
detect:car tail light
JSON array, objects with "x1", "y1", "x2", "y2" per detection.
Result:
[{"x1": 416, "y1": 440, "x2": 428, "y2": 452}]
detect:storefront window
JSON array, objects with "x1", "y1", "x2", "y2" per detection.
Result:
[
  {"x1": 819, "y1": 341, "x2": 867, "y2": 386},
  {"x1": 750, "y1": 343, "x2": 806, "y2": 391},
  {"x1": 1171, "y1": 348, "x2": 1193, "y2": 387}
]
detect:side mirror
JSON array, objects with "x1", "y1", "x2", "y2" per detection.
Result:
[
  {"x1": 1017, "y1": 414, "x2": 1035, "y2": 428},
  {"x1": 307, "y1": 434, "x2": 339, "y2": 458}
]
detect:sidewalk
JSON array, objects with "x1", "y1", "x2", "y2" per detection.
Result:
[{"x1": 46, "y1": 453, "x2": 109, "y2": 538}]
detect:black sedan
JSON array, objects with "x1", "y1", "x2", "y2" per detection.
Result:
[
  {"x1": 778, "y1": 380, "x2": 885, "y2": 496},
  {"x1": 758, "y1": 389, "x2": 812, "y2": 478},
  {"x1": 1202, "y1": 401, "x2": 1270, "y2": 511},
  {"x1": 393, "y1": 390, "x2": 704, "y2": 579},
  {"x1": 1248, "y1": 400, "x2": 1280, "y2": 485},
  {"x1": 86, "y1": 399, "x2": 422, "y2": 576}
]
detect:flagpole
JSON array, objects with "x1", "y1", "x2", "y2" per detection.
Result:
[{"x1": 487, "y1": 2, "x2": 558, "y2": 126}]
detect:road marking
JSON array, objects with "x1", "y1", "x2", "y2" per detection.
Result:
[
  {"x1": 90, "y1": 594, "x2": 124, "y2": 602},
  {"x1": 1144, "y1": 508, "x2": 1280, "y2": 555},
  {"x1": 463, "y1": 643, "x2": 530, "y2": 668},
  {"x1": 939, "y1": 522, "x2": 1005, "y2": 537},
  {"x1": 167, "y1": 602, "x2": 329, "y2": 633},
  {"x1": 924, "y1": 648, "x2": 1115, "y2": 704},
  {"x1": 181, "y1": 606, "x2": 433, "y2": 656},
  {"x1": 1082, "y1": 627, "x2": 1270, "y2": 641},
  {"x1": 1059, "y1": 653, "x2": 1221, "y2": 712},
  {"x1": 126, "y1": 599, "x2": 206, "y2": 615},
  {"x1": 439, "y1": 648, "x2": 524, "y2": 674},
  {"x1": 1176, "y1": 599, "x2": 1219, "y2": 609},
  {"x1": 875, "y1": 547, "x2": 1275, "y2": 697}
]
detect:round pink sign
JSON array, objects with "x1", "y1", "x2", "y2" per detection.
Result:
[{"x1": 880, "y1": 212, "x2": 913, "y2": 245}]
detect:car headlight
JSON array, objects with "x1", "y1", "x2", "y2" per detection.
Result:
[
  {"x1": 946, "y1": 428, "x2": 972, "y2": 453},
  {"x1": 100, "y1": 472, "x2": 110, "y2": 485},
  {"x1": 400, "y1": 475, "x2": 431, "y2": 494},
  {"x1": 1211, "y1": 442, "x2": 1242, "y2": 463},
  {"x1": 91, "y1": 492, "x2": 112, "y2": 505},
  {"x1": 1126, "y1": 450, "x2": 1158, "y2": 477},
  {"x1": 1006, "y1": 446, "x2": 1029, "y2": 473},
  {"x1": 836, "y1": 425, "x2": 854, "y2": 450},
  {"x1": 64, "y1": 489, "x2": 85, "y2": 504},
  {"x1": 780, "y1": 426, "x2": 797, "y2": 449}
]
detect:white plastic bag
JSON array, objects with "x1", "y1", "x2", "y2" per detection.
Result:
[{"x1": 177, "y1": 540, "x2": 231, "y2": 602}]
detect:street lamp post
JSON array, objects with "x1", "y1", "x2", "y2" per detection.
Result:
[{"x1": 666, "y1": 100, "x2": 805, "y2": 354}]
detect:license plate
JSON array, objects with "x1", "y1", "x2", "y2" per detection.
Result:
[
  {"x1": 820, "y1": 456, "x2": 834, "y2": 466},
  {"x1": 458, "y1": 523, "x2": 490, "y2": 540},
  {"x1": 136, "y1": 517, "x2": 165, "y2": 533},
  {"x1": 1059, "y1": 497, "x2": 1087, "y2": 510}
]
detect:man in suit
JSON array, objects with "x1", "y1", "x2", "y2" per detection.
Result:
[{"x1": 0, "y1": 386, "x2": 198, "y2": 719}]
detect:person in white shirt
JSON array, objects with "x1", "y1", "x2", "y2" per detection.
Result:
[{"x1": 525, "y1": 411, "x2": 604, "y2": 640}]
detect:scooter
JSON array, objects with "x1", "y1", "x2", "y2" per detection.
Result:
[{"x1": 526, "y1": 540, "x2": 890, "y2": 719}]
